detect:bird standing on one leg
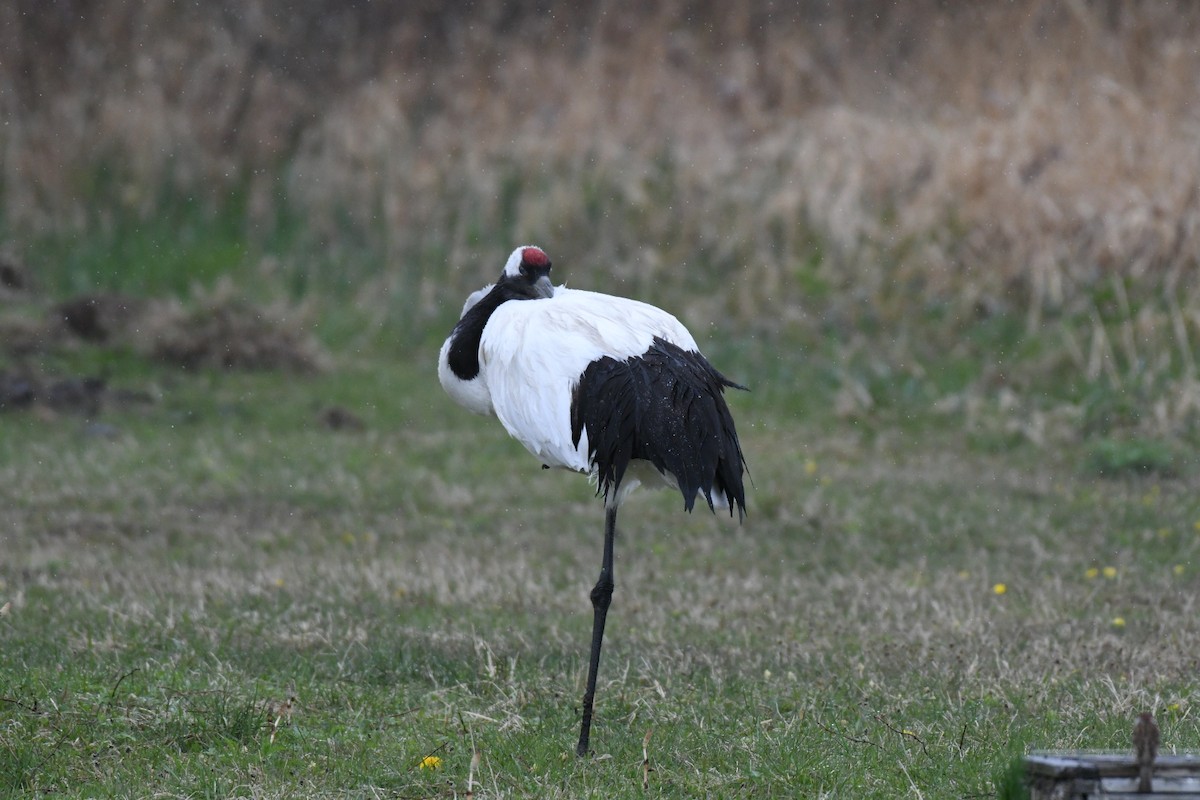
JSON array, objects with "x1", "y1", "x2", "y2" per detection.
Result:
[
  {"x1": 1132, "y1": 711, "x2": 1159, "y2": 793},
  {"x1": 438, "y1": 246, "x2": 748, "y2": 756}
]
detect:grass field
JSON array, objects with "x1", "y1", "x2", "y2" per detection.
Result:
[{"x1": 2, "y1": 326, "x2": 1199, "y2": 798}]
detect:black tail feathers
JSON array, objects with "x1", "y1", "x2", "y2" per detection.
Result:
[{"x1": 570, "y1": 337, "x2": 747, "y2": 517}]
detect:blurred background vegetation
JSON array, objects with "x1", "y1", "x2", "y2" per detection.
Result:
[{"x1": 3, "y1": 0, "x2": 1200, "y2": 445}]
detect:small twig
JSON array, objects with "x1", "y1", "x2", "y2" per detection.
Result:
[
  {"x1": 873, "y1": 713, "x2": 930, "y2": 757},
  {"x1": 385, "y1": 706, "x2": 423, "y2": 720},
  {"x1": 642, "y1": 728, "x2": 653, "y2": 790},
  {"x1": 0, "y1": 696, "x2": 37, "y2": 713},
  {"x1": 31, "y1": 727, "x2": 72, "y2": 775},
  {"x1": 107, "y1": 667, "x2": 141, "y2": 707},
  {"x1": 957, "y1": 721, "x2": 968, "y2": 756},
  {"x1": 814, "y1": 718, "x2": 881, "y2": 749}
]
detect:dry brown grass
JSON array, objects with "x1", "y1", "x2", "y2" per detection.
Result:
[{"x1": 3, "y1": 1, "x2": 1199, "y2": 332}]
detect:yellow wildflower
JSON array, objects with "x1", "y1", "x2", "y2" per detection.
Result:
[
  {"x1": 419, "y1": 755, "x2": 443, "y2": 770},
  {"x1": 1102, "y1": 566, "x2": 1117, "y2": 579},
  {"x1": 1174, "y1": 565, "x2": 1186, "y2": 576},
  {"x1": 1085, "y1": 567, "x2": 1099, "y2": 579},
  {"x1": 804, "y1": 459, "x2": 818, "y2": 476},
  {"x1": 992, "y1": 583, "x2": 1007, "y2": 595},
  {"x1": 1112, "y1": 617, "x2": 1126, "y2": 628}
]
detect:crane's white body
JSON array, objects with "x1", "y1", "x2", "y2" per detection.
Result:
[{"x1": 438, "y1": 285, "x2": 698, "y2": 499}]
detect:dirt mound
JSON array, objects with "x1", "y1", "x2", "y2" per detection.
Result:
[
  {"x1": 0, "y1": 251, "x2": 30, "y2": 292},
  {"x1": 35, "y1": 281, "x2": 328, "y2": 373},
  {"x1": 136, "y1": 283, "x2": 327, "y2": 372},
  {"x1": 53, "y1": 293, "x2": 146, "y2": 343},
  {"x1": 0, "y1": 371, "x2": 152, "y2": 417}
]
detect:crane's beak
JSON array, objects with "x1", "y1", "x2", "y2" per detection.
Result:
[{"x1": 532, "y1": 275, "x2": 554, "y2": 299}]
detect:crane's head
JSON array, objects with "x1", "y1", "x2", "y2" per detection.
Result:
[{"x1": 501, "y1": 245, "x2": 555, "y2": 300}]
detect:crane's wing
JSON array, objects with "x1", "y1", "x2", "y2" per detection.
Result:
[{"x1": 480, "y1": 288, "x2": 698, "y2": 472}]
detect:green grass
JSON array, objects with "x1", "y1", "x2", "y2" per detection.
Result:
[
  {"x1": 3, "y1": 334, "x2": 1200, "y2": 798},
  {"x1": 17, "y1": 173, "x2": 397, "y2": 318},
  {"x1": 30, "y1": 179, "x2": 251, "y2": 298},
  {"x1": 1086, "y1": 437, "x2": 1179, "y2": 478}
]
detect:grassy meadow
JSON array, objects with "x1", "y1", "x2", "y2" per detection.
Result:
[
  {"x1": 4, "y1": 350, "x2": 1200, "y2": 798},
  {"x1": 4, "y1": 2, "x2": 1200, "y2": 797}
]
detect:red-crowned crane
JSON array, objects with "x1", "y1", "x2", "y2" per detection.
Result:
[{"x1": 437, "y1": 245, "x2": 747, "y2": 756}]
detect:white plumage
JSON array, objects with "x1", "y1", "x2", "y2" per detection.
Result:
[
  {"x1": 438, "y1": 245, "x2": 746, "y2": 756},
  {"x1": 483, "y1": 289, "x2": 697, "y2": 473}
]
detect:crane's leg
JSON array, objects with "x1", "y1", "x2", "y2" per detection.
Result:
[{"x1": 577, "y1": 505, "x2": 617, "y2": 757}]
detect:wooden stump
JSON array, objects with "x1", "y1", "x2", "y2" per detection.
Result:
[{"x1": 1026, "y1": 751, "x2": 1200, "y2": 798}]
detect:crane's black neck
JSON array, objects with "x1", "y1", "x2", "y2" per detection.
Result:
[{"x1": 446, "y1": 278, "x2": 540, "y2": 380}]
